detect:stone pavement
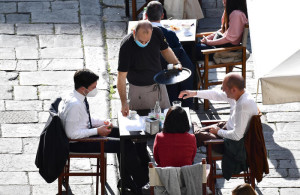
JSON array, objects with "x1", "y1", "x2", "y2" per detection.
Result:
[{"x1": 0, "y1": 0, "x2": 299, "y2": 195}]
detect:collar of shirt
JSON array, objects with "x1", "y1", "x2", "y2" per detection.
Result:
[
  {"x1": 73, "y1": 89, "x2": 86, "y2": 103},
  {"x1": 151, "y1": 22, "x2": 162, "y2": 27}
]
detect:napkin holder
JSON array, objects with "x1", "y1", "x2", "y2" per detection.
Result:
[{"x1": 145, "y1": 117, "x2": 159, "y2": 135}]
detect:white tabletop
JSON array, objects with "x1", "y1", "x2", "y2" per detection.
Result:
[{"x1": 127, "y1": 19, "x2": 197, "y2": 42}]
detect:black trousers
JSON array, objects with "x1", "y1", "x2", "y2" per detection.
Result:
[{"x1": 69, "y1": 128, "x2": 149, "y2": 188}]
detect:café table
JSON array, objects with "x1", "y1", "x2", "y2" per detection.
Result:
[
  {"x1": 118, "y1": 107, "x2": 193, "y2": 194},
  {"x1": 127, "y1": 19, "x2": 197, "y2": 42}
]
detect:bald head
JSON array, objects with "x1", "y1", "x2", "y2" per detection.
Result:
[
  {"x1": 224, "y1": 73, "x2": 245, "y2": 91},
  {"x1": 134, "y1": 20, "x2": 153, "y2": 34}
]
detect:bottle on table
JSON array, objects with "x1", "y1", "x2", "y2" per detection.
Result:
[{"x1": 154, "y1": 101, "x2": 161, "y2": 120}]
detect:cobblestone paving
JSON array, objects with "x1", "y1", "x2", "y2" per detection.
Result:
[{"x1": 0, "y1": 0, "x2": 300, "y2": 194}]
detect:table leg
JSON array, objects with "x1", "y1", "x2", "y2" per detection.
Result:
[{"x1": 120, "y1": 138, "x2": 126, "y2": 194}]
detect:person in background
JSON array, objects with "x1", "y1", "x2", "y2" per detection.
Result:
[
  {"x1": 232, "y1": 183, "x2": 257, "y2": 195},
  {"x1": 145, "y1": 1, "x2": 195, "y2": 108},
  {"x1": 197, "y1": 0, "x2": 248, "y2": 60},
  {"x1": 153, "y1": 106, "x2": 197, "y2": 167}
]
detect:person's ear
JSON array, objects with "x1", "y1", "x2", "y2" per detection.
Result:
[
  {"x1": 145, "y1": 13, "x2": 148, "y2": 20},
  {"x1": 161, "y1": 13, "x2": 164, "y2": 20},
  {"x1": 133, "y1": 30, "x2": 136, "y2": 38}
]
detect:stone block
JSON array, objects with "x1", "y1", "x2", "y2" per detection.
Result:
[
  {"x1": 0, "y1": 85, "x2": 13, "y2": 99},
  {"x1": 0, "y1": 24, "x2": 14, "y2": 34},
  {"x1": 106, "y1": 38, "x2": 122, "y2": 60},
  {"x1": 0, "y1": 60, "x2": 16, "y2": 70},
  {"x1": 14, "y1": 86, "x2": 38, "y2": 100},
  {"x1": 39, "y1": 35, "x2": 81, "y2": 48},
  {"x1": 23, "y1": 138, "x2": 39, "y2": 154},
  {"x1": 79, "y1": 0, "x2": 101, "y2": 15},
  {"x1": 31, "y1": 183, "x2": 58, "y2": 195},
  {"x1": 39, "y1": 111, "x2": 49, "y2": 123},
  {"x1": 0, "y1": 154, "x2": 38, "y2": 171},
  {"x1": 43, "y1": 100, "x2": 51, "y2": 111},
  {"x1": 108, "y1": 60, "x2": 118, "y2": 74},
  {"x1": 279, "y1": 160, "x2": 300, "y2": 169},
  {"x1": 51, "y1": 1, "x2": 79, "y2": 11},
  {"x1": 103, "y1": 0, "x2": 124, "y2": 7},
  {"x1": 0, "y1": 185, "x2": 30, "y2": 195},
  {"x1": 6, "y1": 14, "x2": 30, "y2": 24},
  {"x1": 0, "y1": 172, "x2": 27, "y2": 184},
  {"x1": 40, "y1": 47, "x2": 83, "y2": 58},
  {"x1": 55, "y1": 24, "x2": 80, "y2": 34},
  {"x1": 0, "y1": 2, "x2": 16, "y2": 13},
  {"x1": 16, "y1": 24, "x2": 53, "y2": 35},
  {"x1": 38, "y1": 86, "x2": 72, "y2": 100},
  {"x1": 204, "y1": 8, "x2": 223, "y2": 18},
  {"x1": 0, "y1": 35, "x2": 38, "y2": 48},
  {"x1": 257, "y1": 178, "x2": 300, "y2": 187},
  {"x1": 276, "y1": 122, "x2": 300, "y2": 132},
  {"x1": 16, "y1": 47, "x2": 39, "y2": 60},
  {"x1": 81, "y1": 15, "x2": 103, "y2": 46},
  {"x1": 0, "y1": 138, "x2": 22, "y2": 153},
  {"x1": 265, "y1": 168, "x2": 288, "y2": 178},
  {"x1": 88, "y1": 90, "x2": 109, "y2": 119},
  {"x1": 0, "y1": 100, "x2": 4, "y2": 110},
  {"x1": 281, "y1": 188, "x2": 300, "y2": 195},
  {"x1": 38, "y1": 59, "x2": 83, "y2": 70},
  {"x1": 266, "y1": 112, "x2": 300, "y2": 122},
  {"x1": 32, "y1": 11, "x2": 78, "y2": 23},
  {"x1": 0, "y1": 111, "x2": 38, "y2": 124},
  {"x1": 103, "y1": 7, "x2": 126, "y2": 22},
  {"x1": 84, "y1": 47, "x2": 105, "y2": 72},
  {"x1": 288, "y1": 169, "x2": 300, "y2": 178},
  {"x1": 1, "y1": 123, "x2": 44, "y2": 138},
  {"x1": 111, "y1": 99, "x2": 121, "y2": 119},
  {"x1": 268, "y1": 150, "x2": 300, "y2": 160},
  {"x1": 266, "y1": 141, "x2": 300, "y2": 150},
  {"x1": 0, "y1": 14, "x2": 4, "y2": 23},
  {"x1": 104, "y1": 22, "x2": 127, "y2": 39},
  {"x1": 216, "y1": 0, "x2": 224, "y2": 8},
  {"x1": 0, "y1": 48, "x2": 15, "y2": 59},
  {"x1": 70, "y1": 158, "x2": 91, "y2": 171},
  {"x1": 18, "y1": 2, "x2": 50, "y2": 12},
  {"x1": 16, "y1": 60, "x2": 37, "y2": 71},
  {"x1": 260, "y1": 102, "x2": 300, "y2": 113},
  {"x1": 5, "y1": 100, "x2": 43, "y2": 111},
  {"x1": 20, "y1": 71, "x2": 75, "y2": 85}
]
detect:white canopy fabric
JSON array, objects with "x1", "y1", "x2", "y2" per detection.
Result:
[{"x1": 260, "y1": 50, "x2": 300, "y2": 105}]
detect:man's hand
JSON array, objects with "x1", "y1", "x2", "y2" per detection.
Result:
[
  {"x1": 209, "y1": 126, "x2": 220, "y2": 135},
  {"x1": 121, "y1": 102, "x2": 129, "y2": 117},
  {"x1": 97, "y1": 125, "x2": 112, "y2": 136},
  {"x1": 178, "y1": 90, "x2": 197, "y2": 99},
  {"x1": 104, "y1": 120, "x2": 113, "y2": 129}
]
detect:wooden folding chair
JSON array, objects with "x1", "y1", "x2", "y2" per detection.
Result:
[
  {"x1": 203, "y1": 114, "x2": 264, "y2": 195},
  {"x1": 195, "y1": 24, "x2": 249, "y2": 110},
  {"x1": 149, "y1": 158, "x2": 210, "y2": 195},
  {"x1": 58, "y1": 137, "x2": 108, "y2": 195}
]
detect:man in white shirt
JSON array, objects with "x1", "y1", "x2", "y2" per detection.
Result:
[
  {"x1": 179, "y1": 73, "x2": 258, "y2": 149},
  {"x1": 58, "y1": 69, "x2": 149, "y2": 193}
]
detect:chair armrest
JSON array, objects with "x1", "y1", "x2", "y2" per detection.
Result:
[
  {"x1": 202, "y1": 46, "x2": 244, "y2": 55},
  {"x1": 201, "y1": 120, "x2": 226, "y2": 126},
  {"x1": 69, "y1": 137, "x2": 110, "y2": 142},
  {"x1": 204, "y1": 139, "x2": 224, "y2": 145},
  {"x1": 196, "y1": 32, "x2": 215, "y2": 38}
]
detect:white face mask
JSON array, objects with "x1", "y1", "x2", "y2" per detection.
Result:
[{"x1": 86, "y1": 88, "x2": 98, "y2": 97}]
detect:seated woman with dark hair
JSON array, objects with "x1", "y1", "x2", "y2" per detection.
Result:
[{"x1": 153, "y1": 106, "x2": 197, "y2": 167}]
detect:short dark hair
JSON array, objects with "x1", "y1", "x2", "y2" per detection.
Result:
[
  {"x1": 74, "y1": 69, "x2": 99, "y2": 90},
  {"x1": 232, "y1": 183, "x2": 257, "y2": 195},
  {"x1": 163, "y1": 106, "x2": 190, "y2": 133},
  {"x1": 226, "y1": 73, "x2": 245, "y2": 90},
  {"x1": 146, "y1": 1, "x2": 163, "y2": 22}
]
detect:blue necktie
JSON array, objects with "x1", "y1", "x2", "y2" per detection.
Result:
[{"x1": 84, "y1": 97, "x2": 92, "y2": 129}]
